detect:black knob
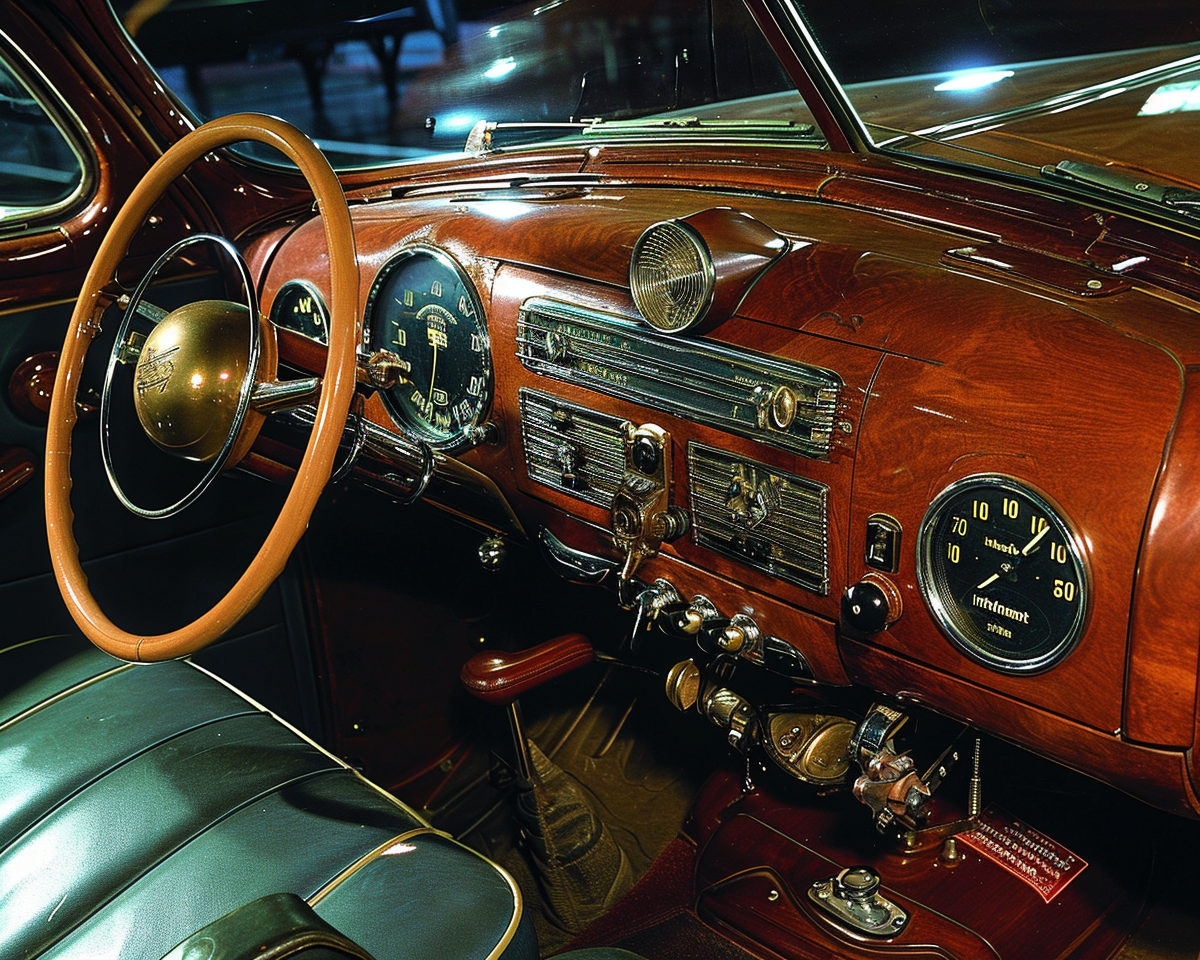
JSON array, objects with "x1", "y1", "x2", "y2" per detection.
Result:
[
  {"x1": 698, "y1": 618, "x2": 734, "y2": 653},
  {"x1": 653, "y1": 602, "x2": 698, "y2": 637},
  {"x1": 841, "y1": 581, "x2": 891, "y2": 635},
  {"x1": 631, "y1": 435, "x2": 661, "y2": 474}
]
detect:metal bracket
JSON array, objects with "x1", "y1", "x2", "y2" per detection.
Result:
[
  {"x1": 809, "y1": 867, "x2": 909, "y2": 937},
  {"x1": 610, "y1": 422, "x2": 689, "y2": 585}
]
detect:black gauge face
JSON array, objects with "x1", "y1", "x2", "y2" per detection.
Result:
[
  {"x1": 270, "y1": 280, "x2": 329, "y2": 343},
  {"x1": 365, "y1": 247, "x2": 492, "y2": 448},
  {"x1": 917, "y1": 475, "x2": 1089, "y2": 674}
]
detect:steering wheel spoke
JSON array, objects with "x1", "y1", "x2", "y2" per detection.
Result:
[{"x1": 251, "y1": 376, "x2": 323, "y2": 414}]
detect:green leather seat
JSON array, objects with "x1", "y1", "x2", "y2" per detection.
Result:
[{"x1": 0, "y1": 633, "x2": 537, "y2": 960}]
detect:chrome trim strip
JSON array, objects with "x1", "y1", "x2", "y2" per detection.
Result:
[
  {"x1": 0, "y1": 661, "x2": 135, "y2": 737},
  {"x1": 518, "y1": 298, "x2": 842, "y2": 460},
  {"x1": 305, "y1": 827, "x2": 447, "y2": 907}
]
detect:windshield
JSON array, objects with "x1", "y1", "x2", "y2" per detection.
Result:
[
  {"x1": 794, "y1": 0, "x2": 1200, "y2": 191},
  {"x1": 111, "y1": 0, "x2": 815, "y2": 168}
]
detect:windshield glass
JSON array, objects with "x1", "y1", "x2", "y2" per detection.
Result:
[
  {"x1": 795, "y1": 0, "x2": 1200, "y2": 189},
  {"x1": 111, "y1": 0, "x2": 815, "y2": 168}
]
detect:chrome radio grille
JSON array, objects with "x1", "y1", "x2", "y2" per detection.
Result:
[
  {"x1": 517, "y1": 298, "x2": 842, "y2": 460},
  {"x1": 519, "y1": 388, "x2": 625, "y2": 506},
  {"x1": 689, "y1": 443, "x2": 829, "y2": 594}
]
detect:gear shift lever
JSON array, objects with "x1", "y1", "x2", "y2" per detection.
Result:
[
  {"x1": 460, "y1": 633, "x2": 632, "y2": 934},
  {"x1": 460, "y1": 633, "x2": 594, "y2": 780}
]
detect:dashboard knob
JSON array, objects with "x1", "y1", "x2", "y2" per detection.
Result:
[
  {"x1": 841, "y1": 580, "x2": 895, "y2": 635},
  {"x1": 699, "y1": 618, "x2": 739, "y2": 652},
  {"x1": 699, "y1": 613, "x2": 760, "y2": 653},
  {"x1": 478, "y1": 536, "x2": 507, "y2": 570},
  {"x1": 838, "y1": 866, "x2": 882, "y2": 903},
  {"x1": 658, "y1": 595, "x2": 719, "y2": 638},
  {"x1": 769, "y1": 385, "x2": 799, "y2": 430}
]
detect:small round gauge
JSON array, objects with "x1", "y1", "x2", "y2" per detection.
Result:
[
  {"x1": 916, "y1": 475, "x2": 1089, "y2": 674},
  {"x1": 364, "y1": 246, "x2": 491, "y2": 449},
  {"x1": 270, "y1": 279, "x2": 329, "y2": 343}
]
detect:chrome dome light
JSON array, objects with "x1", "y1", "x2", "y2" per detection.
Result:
[{"x1": 629, "y1": 219, "x2": 715, "y2": 334}]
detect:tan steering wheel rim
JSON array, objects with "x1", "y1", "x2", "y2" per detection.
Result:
[{"x1": 46, "y1": 113, "x2": 358, "y2": 662}]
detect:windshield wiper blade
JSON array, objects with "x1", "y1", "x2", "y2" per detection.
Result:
[
  {"x1": 1043, "y1": 160, "x2": 1200, "y2": 219},
  {"x1": 465, "y1": 116, "x2": 819, "y2": 152},
  {"x1": 580, "y1": 116, "x2": 817, "y2": 138}
]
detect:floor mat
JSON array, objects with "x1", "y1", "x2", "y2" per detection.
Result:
[
  {"x1": 413, "y1": 660, "x2": 715, "y2": 954},
  {"x1": 576, "y1": 912, "x2": 760, "y2": 960}
]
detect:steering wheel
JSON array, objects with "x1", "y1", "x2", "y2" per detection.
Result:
[{"x1": 45, "y1": 114, "x2": 358, "y2": 662}]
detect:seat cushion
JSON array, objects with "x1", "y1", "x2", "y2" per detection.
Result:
[{"x1": 0, "y1": 634, "x2": 532, "y2": 960}]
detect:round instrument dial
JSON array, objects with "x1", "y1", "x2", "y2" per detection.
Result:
[
  {"x1": 270, "y1": 279, "x2": 328, "y2": 343},
  {"x1": 364, "y1": 247, "x2": 492, "y2": 449},
  {"x1": 917, "y1": 475, "x2": 1089, "y2": 673}
]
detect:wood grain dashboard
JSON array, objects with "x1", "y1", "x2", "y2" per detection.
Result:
[{"x1": 245, "y1": 151, "x2": 1200, "y2": 818}]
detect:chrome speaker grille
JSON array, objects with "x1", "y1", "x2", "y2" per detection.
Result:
[
  {"x1": 630, "y1": 220, "x2": 715, "y2": 333},
  {"x1": 689, "y1": 443, "x2": 829, "y2": 594},
  {"x1": 519, "y1": 389, "x2": 625, "y2": 506}
]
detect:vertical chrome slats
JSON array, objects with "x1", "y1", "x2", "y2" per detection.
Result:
[
  {"x1": 519, "y1": 389, "x2": 626, "y2": 506},
  {"x1": 688, "y1": 443, "x2": 829, "y2": 594}
]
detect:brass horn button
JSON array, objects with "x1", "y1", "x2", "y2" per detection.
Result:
[{"x1": 133, "y1": 299, "x2": 252, "y2": 462}]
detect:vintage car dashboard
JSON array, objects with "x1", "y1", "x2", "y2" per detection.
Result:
[{"x1": 245, "y1": 169, "x2": 1200, "y2": 819}]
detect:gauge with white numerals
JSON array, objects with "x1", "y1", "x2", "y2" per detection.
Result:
[{"x1": 917, "y1": 475, "x2": 1090, "y2": 673}]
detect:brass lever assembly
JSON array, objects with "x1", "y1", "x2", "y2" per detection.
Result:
[{"x1": 610, "y1": 422, "x2": 689, "y2": 588}]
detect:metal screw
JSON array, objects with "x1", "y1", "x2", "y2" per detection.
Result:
[
  {"x1": 1135, "y1": 182, "x2": 1150, "y2": 191},
  {"x1": 1086, "y1": 279, "x2": 1103, "y2": 290},
  {"x1": 767, "y1": 889, "x2": 780, "y2": 902}
]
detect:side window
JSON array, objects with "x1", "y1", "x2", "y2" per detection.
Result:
[{"x1": 0, "y1": 52, "x2": 88, "y2": 228}]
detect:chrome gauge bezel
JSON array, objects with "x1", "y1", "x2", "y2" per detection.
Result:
[
  {"x1": 269, "y1": 279, "x2": 329, "y2": 344},
  {"x1": 362, "y1": 244, "x2": 493, "y2": 451},
  {"x1": 916, "y1": 474, "x2": 1091, "y2": 674}
]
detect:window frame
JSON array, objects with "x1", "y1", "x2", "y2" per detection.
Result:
[{"x1": 0, "y1": 28, "x2": 95, "y2": 237}]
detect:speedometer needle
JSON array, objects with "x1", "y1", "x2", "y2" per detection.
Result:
[
  {"x1": 1021, "y1": 525, "x2": 1049, "y2": 556},
  {"x1": 977, "y1": 573, "x2": 1000, "y2": 589},
  {"x1": 427, "y1": 342, "x2": 439, "y2": 410}
]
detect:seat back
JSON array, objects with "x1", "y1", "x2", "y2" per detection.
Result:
[{"x1": 0, "y1": 634, "x2": 535, "y2": 960}]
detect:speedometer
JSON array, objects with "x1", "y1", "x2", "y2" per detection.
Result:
[
  {"x1": 364, "y1": 246, "x2": 492, "y2": 449},
  {"x1": 916, "y1": 475, "x2": 1089, "y2": 674}
]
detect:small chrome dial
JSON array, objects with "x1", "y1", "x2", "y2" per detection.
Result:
[{"x1": 270, "y1": 279, "x2": 329, "y2": 343}]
